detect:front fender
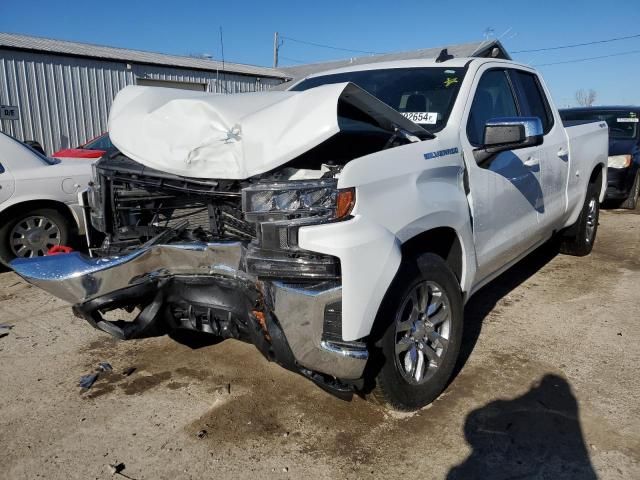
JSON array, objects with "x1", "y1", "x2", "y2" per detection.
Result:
[
  {"x1": 298, "y1": 215, "x2": 401, "y2": 341},
  {"x1": 396, "y1": 209, "x2": 476, "y2": 298}
]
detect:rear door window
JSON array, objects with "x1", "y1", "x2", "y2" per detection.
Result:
[
  {"x1": 466, "y1": 69, "x2": 518, "y2": 146},
  {"x1": 510, "y1": 70, "x2": 554, "y2": 133}
]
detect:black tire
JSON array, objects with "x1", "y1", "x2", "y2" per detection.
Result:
[
  {"x1": 372, "y1": 253, "x2": 463, "y2": 411},
  {"x1": 0, "y1": 208, "x2": 71, "y2": 267},
  {"x1": 559, "y1": 182, "x2": 599, "y2": 256},
  {"x1": 620, "y1": 172, "x2": 639, "y2": 210}
]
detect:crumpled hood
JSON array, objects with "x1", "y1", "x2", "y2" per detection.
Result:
[{"x1": 108, "y1": 83, "x2": 425, "y2": 180}]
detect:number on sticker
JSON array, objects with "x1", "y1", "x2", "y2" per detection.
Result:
[{"x1": 400, "y1": 112, "x2": 438, "y2": 124}]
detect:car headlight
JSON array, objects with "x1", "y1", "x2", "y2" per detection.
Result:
[
  {"x1": 608, "y1": 155, "x2": 632, "y2": 169},
  {"x1": 242, "y1": 180, "x2": 355, "y2": 222},
  {"x1": 242, "y1": 180, "x2": 353, "y2": 279}
]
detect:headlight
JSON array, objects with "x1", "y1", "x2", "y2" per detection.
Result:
[
  {"x1": 608, "y1": 155, "x2": 632, "y2": 169},
  {"x1": 87, "y1": 178, "x2": 105, "y2": 232},
  {"x1": 242, "y1": 180, "x2": 355, "y2": 221}
]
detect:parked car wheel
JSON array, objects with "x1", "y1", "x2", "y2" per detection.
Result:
[
  {"x1": 372, "y1": 253, "x2": 463, "y2": 411},
  {"x1": 0, "y1": 208, "x2": 70, "y2": 266},
  {"x1": 559, "y1": 182, "x2": 600, "y2": 256},
  {"x1": 620, "y1": 172, "x2": 639, "y2": 210}
]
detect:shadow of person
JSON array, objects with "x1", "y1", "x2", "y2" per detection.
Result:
[{"x1": 447, "y1": 374, "x2": 597, "y2": 480}]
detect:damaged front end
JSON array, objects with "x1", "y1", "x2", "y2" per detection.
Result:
[
  {"x1": 11, "y1": 81, "x2": 425, "y2": 393},
  {"x1": 11, "y1": 160, "x2": 368, "y2": 391}
]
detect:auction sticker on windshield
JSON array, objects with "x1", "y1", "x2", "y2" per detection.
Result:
[
  {"x1": 617, "y1": 117, "x2": 639, "y2": 123},
  {"x1": 401, "y1": 112, "x2": 438, "y2": 124}
]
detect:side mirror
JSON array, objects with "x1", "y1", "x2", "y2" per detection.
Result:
[{"x1": 474, "y1": 117, "x2": 543, "y2": 165}]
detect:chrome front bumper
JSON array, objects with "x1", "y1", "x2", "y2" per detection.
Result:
[{"x1": 10, "y1": 243, "x2": 368, "y2": 380}]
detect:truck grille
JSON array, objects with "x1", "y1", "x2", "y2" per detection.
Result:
[{"x1": 102, "y1": 176, "x2": 256, "y2": 253}]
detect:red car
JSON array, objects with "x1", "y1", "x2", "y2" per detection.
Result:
[{"x1": 52, "y1": 133, "x2": 115, "y2": 159}]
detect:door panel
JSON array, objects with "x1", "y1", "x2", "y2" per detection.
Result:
[
  {"x1": 466, "y1": 147, "x2": 545, "y2": 280},
  {"x1": 461, "y1": 67, "x2": 546, "y2": 281}
]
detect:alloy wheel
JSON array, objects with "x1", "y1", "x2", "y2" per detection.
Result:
[
  {"x1": 585, "y1": 198, "x2": 597, "y2": 244},
  {"x1": 10, "y1": 216, "x2": 62, "y2": 258},
  {"x1": 394, "y1": 281, "x2": 452, "y2": 385}
]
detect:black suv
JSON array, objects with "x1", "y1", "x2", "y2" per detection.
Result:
[{"x1": 561, "y1": 106, "x2": 640, "y2": 209}]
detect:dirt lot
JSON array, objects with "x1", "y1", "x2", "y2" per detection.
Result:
[{"x1": 0, "y1": 209, "x2": 638, "y2": 480}]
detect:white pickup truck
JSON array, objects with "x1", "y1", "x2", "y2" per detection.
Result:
[{"x1": 10, "y1": 56, "x2": 608, "y2": 410}]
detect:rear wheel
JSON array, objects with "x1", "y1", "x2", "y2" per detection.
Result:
[
  {"x1": 620, "y1": 172, "x2": 639, "y2": 210},
  {"x1": 559, "y1": 182, "x2": 599, "y2": 256},
  {"x1": 372, "y1": 253, "x2": 463, "y2": 411},
  {"x1": 0, "y1": 208, "x2": 70, "y2": 266}
]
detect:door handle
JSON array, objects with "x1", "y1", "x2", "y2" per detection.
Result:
[
  {"x1": 557, "y1": 147, "x2": 569, "y2": 158},
  {"x1": 524, "y1": 157, "x2": 539, "y2": 167}
]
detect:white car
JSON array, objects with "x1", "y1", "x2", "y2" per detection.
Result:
[
  {"x1": 10, "y1": 56, "x2": 608, "y2": 410},
  {"x1": 0, "y1": 132, "x2": 93, "y2": 265}
]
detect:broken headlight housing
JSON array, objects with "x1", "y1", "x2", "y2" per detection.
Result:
[
  {"x1": 242, "y1": 180, "x2": 354, "y2": 221},
  {"x1": 242, "y1": 180, "x2": 355, "y2": 279},
  {"x1": 87, "y1": 164, "x2": 106, "y2": 232}
]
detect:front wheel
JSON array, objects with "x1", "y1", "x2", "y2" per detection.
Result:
[{"x1": 372, "y1": 253, "x2": 463, "y2": 411}]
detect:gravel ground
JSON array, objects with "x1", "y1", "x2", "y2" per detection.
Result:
[{"x1": 0, "y1": 209, "x2": 638, "y2": 480}]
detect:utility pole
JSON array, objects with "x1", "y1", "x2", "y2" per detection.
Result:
[{"x1": 273, "y1": 32, "x2": 279, "y2": 68}]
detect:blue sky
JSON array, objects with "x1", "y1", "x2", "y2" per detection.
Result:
[{"x1": 2, "y1": 0, "x2": 639, "y2": 106}]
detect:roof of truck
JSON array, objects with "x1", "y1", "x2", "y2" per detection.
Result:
[
  {"x1": 281, "y1": 39, "x2": 511, "y2": 79},
  {"x1": 300, "y1": 56, "x2": 526, "y2": 78}
]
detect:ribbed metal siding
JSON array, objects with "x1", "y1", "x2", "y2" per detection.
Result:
[{"x1": 0, "y1": 49, "x2": 283, "y2": 154}]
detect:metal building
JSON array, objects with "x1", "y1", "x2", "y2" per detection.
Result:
[{"x1": 0, "y1": 33, "x2": 288, "y2": 154}]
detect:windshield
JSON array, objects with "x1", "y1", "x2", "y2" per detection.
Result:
[
  {"x1": 291, "y1": 67, "x2": 467, "y2": 133},
  {"x1": 562, "y1": 110, "x2": 639, "y2": 139}
]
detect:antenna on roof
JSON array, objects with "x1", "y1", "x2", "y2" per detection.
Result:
[{"x1": 435, "y1": 48, "x2": 454, "y2": 63}]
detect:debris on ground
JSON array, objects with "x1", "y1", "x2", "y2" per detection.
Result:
[
  {"x1": 97, "y1": 362, "x2": 113, "y2": 372},
  {"x1": 122, "y1": 367, "x2": 136, "y2": 377},
  {"x1": 107, "y1": 462, "x2": 126, "y2": 475},
  {"x1": 0, "y1": 323, "x2": 14, "y2": 338},
  {"x1": 79, "y1": 373, "x2": 99, "y2": 389},
  {"x1": 214, "y1": 383, "x2": 231, "y2": 396},
  {"x1": 196, "y1": 429, "x2": 208, "y2": 439}
]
